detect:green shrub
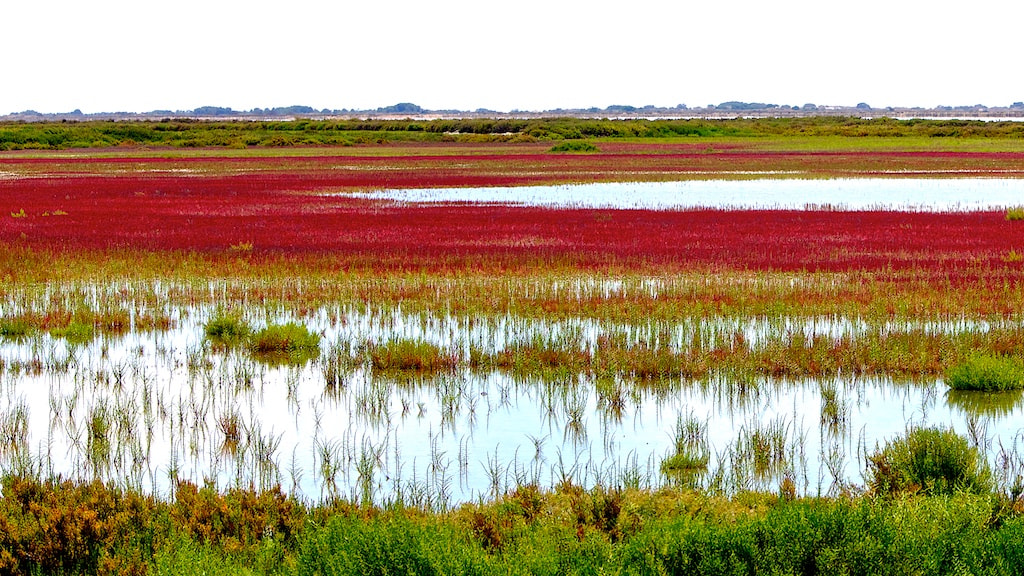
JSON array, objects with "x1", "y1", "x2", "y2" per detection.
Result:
[
  {"x1": 203, "y1": 312, "x2": 251, "y2": 347},
  {"x1": 548, "y1": 141, "x2": 599, "y2": 153},
  {"x1": 0, "y1": 319, "x2": 33, "y2": 341},
  {"x1": 298, "y1": 514, "x2": 490, "y2": 576},
  {"x1": 867, "y1": 426, "x2": 992, "y2": 496},
  {"x1": 249, "y1": 322, "x2": 320, "y2": 364},
  {"x1": 946, "y1": 354, "x2": 1024, "y2": 391},
  {"x1": 1006, "y1": 206, "x2": 1024, "y2": 221},
  {"x1": 49, "y1": 321, "x2": 95, "y2": 345}
]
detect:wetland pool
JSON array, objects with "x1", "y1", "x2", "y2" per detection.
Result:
[
  {"x1": 354, "y1": 178, "x2": 1024, "y2": 211},
  {"x1": 2, "y1": 302, "x2": 1022, "y2": 505}
]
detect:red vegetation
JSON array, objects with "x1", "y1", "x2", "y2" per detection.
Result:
[{"x1": 2, "y1": 155, "x2": 1023, "y2": 278}]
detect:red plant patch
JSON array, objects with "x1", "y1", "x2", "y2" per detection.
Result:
[{"x1": 2, "y1": 154, "x2": 1023, "y2": 280}]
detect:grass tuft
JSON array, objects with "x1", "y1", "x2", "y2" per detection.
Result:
[
  {"x1": 203, "y1": 311, "x2": 252, "y2": 347},
  {"x1": 946, "y1": 354, "x2": 1024, "y2": 391},
  {"x1": 249, "y1": 322, "x2": 321, "y2": 364}
]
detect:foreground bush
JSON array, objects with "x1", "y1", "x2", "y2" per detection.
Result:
[
  {"x1": 946, "y1": 354, "x2": 1024, "y2": 391},
  {"x1": 867, "y1": 426, "x2": 992, "y2": 496},
  {"x1": 2, "y1": 476, "x2": 1024, "y2": 575}
]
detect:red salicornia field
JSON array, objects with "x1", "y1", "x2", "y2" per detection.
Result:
[{"x1": 2, "y1": 144, "x2": 1023, "y2": 280}]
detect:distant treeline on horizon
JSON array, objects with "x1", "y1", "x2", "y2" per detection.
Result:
[{"x1": 5, "y1": 100, "x2": 1024, "y2": 120}]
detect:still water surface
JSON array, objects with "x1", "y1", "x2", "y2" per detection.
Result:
[
  {"x1": 356, "y1": 178, "x2": 1024, "y2": 211},
  {"x1": 2, "y1": 306, "x2": 1021, "y2": 504}
]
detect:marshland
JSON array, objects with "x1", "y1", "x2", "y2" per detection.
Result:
[{"x1": 1, "y1": 117, "x2": 1024, "y2": 574}]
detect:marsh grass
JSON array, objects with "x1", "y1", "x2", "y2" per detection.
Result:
[
  {"x1": 249, "y1": 322, "x2": 321, "y2": 365},
  {"x1": 367, "y1": 338, "x2": 458, "y2": 373},
  {"x1": 661, "y1": 414, "x2": 710, "y2": 488},
  {"x1": 1006, "y1": 206, "x2": 1024, "y2": 221},
  {"x1": 946, "y1": 354, "x2": 1024, "y2": 391},
  {"x1": 49, "y1": 321, "x2": 95, "y2": 345},
  {"x1": 0, "y1": 318, "x2": 33, "y2": 341},
  {"x1": 204, "y1": 311, "x2": 252, "y2": 347}
]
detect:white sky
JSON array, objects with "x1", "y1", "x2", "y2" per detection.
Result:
[{"x1": 3, "y1": 0, "x2": 1023, "y2": 114}]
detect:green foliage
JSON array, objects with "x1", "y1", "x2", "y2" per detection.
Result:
[
  {"x1": 946, "y1": 354, "x2": 1024, "y2": 391},
  {"x1": 548, "y1": 141, "x2": 599, "y2": 153},
  {"x1": 867, "y1": 426, "x2": 992, "y2": 496},
  {"x1": 366, "y1": 338, "x2": 457, "y2": 372},
  {"x1": 249, "y1": 322, "x2": 320, "y2": 364},
  {"x1": 1007, "y1": 206, "x2": 1024, "y2": 221},
  {"x1": 0, "y1": 319, "x2": 33, "y2": 341},
  {"x1": 203, "y1": 312, "x2": 252, "y2": 347},
  {"x1": 5, "y1": 116, "x2": 1024, "y2": 149},
  {"x1": 49, "y1": 321, "x2": 95, "y2": 345},
  {"x1": 2, "y1": 476, "x2": 1024, "y2": 575},
  {"x1": 297, "y1": 514, "x2": 488, "y2": 576}
]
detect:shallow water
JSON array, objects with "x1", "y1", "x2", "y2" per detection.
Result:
[
  {"x1": 2, "y1": 305, "x2": 1021, "y2": 504},
  {"x1": 354, "y1": 178, "x2": 1024, "y2": 211}
]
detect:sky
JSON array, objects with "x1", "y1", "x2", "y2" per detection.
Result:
[{"x1": 3, "y1": 0, "x2": 1023, "y2": 115}]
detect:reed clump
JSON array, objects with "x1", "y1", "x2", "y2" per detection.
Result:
[
  {"x1": 249, "y1": 322, "x2": 321, "y2": 364},
  {"x1": 367, "y1": 338, "x2": 458, "y2": 373},
  {"x1": 203, "y1": 312, "x2": 252, "y2": 347}
]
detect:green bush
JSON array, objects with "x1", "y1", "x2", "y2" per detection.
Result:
[
  {"x1": 1006, "y1": 206, "x2": 1024, "y2": 221},
  {"x1": 867, "y1": 426, "x2": 992, "y2": 496},
  {"x1": 203, "y1": 312, "x2": 252, "y2": 347},
  {"x1": 249, "y1": 322, "x2": 320, "y2": 364},
  {"x1": 548, "y1": 141, "x2": 599, "y2": 153},
  {"x1": 946, "y1": 354, "x2": 1024, "y2": 391},
  {"x1": 49, "y1": 321, "x2": 95, "y2": 345},
  {"x1": 0, "y1": 319, "x2": 33, "y2": 341}
]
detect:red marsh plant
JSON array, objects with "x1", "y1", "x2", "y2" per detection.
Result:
[{"x1": 3, "y1": 168, "x2": 1024, "y2": 279}]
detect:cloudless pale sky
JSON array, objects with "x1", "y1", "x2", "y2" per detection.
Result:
[{"x1": 3, "y1": 0, "x2": 1023, "y2": 115}]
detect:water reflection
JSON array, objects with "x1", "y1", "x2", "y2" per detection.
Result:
[
  {"x1": 1, "y1": 306, "x2": 1023, "y2": 505},
  {"x1": 946, "y1": 389, "x2": 1024, "y2": 418},
  {"x1": 353, "y1": 178, "x2": 1024, "y2": 211}
]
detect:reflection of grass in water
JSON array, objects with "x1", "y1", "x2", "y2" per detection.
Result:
[
  {"x1": 819, "y1": 380, "x2": 849, "y2": 436},
  {"x1": 946, "y1": 389, "x2": 1024, "y2": 418},
  {"x1": 87, "y1": 404, "x2": 112, "y2": 478},
  {"x1": 661, "y1": 413, "x2": 710, "y2": 489}
]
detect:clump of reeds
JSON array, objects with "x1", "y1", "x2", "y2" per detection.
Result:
[
  {"x1": 367, "y1": 338, "x2": 458, "y2": 373},
  {"x1": 660, "y1": 414, "x2": 710, "y2": 488},
  {"x1": 49, "y1": 321, "x2": 95, "y2": 345},
  {"x1": 203, "y1": 311, "x2": 252, "y2": 347},
  {"x1": 945, "y1": 354, "x2": 1024, "y2": 392},
  {"x1": 249, "y1": 322, "x2": 321, "y2": 364},
  {"x1": 0, "y1": 318, "x2": 33, "y2": 341},
  {"x1": 1006, "y1": 206, "x2": 1024, "y2": 221}
]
